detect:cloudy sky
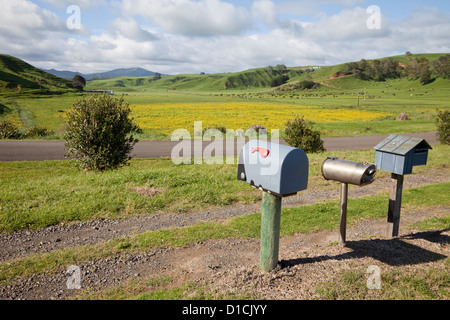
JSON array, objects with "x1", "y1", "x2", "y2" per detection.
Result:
[{"x1": 1, "y1": 0, "x2": 449, "y2": 75}]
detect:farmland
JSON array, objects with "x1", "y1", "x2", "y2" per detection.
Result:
[
  {"x1": 1, "y1": 53, "x2": 450, "y2": 140},
  {"x1": 1, "y1": 81, "x2": 448, "y2": 140},
  {"x1": 0, "y1": 53, "x2": 449, "y2": 301}
]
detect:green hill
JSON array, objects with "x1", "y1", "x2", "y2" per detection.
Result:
[
  {"x1": 86, "y1": 66, "x2": 306, "y2": 92},
  {"x1": 85, "y1": 53, "x2": 449, "y2": 93},
  {"x1": 0, "y1": 54, "x2": 73, "y2": 93},
  {"x1": 2, "y1": 53, "x2": 447, "y2": 94}
]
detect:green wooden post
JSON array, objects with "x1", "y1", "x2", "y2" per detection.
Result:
[{"x1": 260, "y1": 191, "x2": 282, "y2": 272}]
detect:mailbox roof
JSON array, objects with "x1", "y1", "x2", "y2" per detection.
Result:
[{"x1": 374, "y1": 134, "x2": 432, "y2": 155}]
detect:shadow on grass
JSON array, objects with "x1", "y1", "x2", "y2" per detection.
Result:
[
  {"x1": 0, "y1": 103, "x2": 11, "y2": 116},
  {"x1": 281, "y1": 229, "x2": 449, "y2": 268}
]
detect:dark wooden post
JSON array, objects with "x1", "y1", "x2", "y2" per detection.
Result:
[
  {"x1": 387, "y1": 173, "x2": 404, "y2": 237},
  {"x1": 339, "y1": 183, "x2": 349, "y2": 244}
]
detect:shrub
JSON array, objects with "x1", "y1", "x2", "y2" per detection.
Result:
[
  {"x1": 284, "y1": 116, "x2": 326, "y2": 153},
  {"x1": 202, "y1": 125, "x2": 227, "y2": 136},
  {"x1": 0, "y1": 121, "x2": 23, "y2": 139},
  {"x1": 295, "y1": 80, "x2": 317, "y2": 90},
  {"x1": 270, "y1": 75, "x2": 289, "y2": 87},
  {"x1": 24, "y1": 126, "x2": 54, "y2": 138},
  {"x1": 436, "y1": 110, "x2": 450, "y2": 145},
  {"x1": 64, "y1": 94, "x2": 139, "y2": 171}
]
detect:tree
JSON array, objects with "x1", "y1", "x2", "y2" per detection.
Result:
[
  {"x1": 432, "y1": 55, "x2": 450, "y2": 79},
  {"x1": 72, "y1": 74, "x2": 86, "y2": 92},
  {"x1": 436, "y1": 110, "x2": 450, "y2": 145},
  {"x1": 295, "y1": 80, "x2": 316, "y2": 90},
  {"x1": 275, "y1": 64, "x2": 287, "y2": 74},
  {"x1": 270, "y1": 75, "x2": 289, "y2": 87},
  {"x1": 420, "y1": 67, "x2": 432, "y2": 85},
  {"x1": 64, "y1": 94, "x2": 139, "y2": 172},
  {"x1": 284, "y1": 116, "x2": 325, "y2": 153}
]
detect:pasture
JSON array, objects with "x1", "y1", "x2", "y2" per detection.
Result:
[{"x1": 1, "y1": 75, "x2": 449, "y2": 140}]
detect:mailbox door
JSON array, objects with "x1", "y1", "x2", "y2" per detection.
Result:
[
  {"x1": 412, "y1": 149, "x2": 429, "y2": 166},
  {"x1": 279, "y1": 148, "x2": 308, "y2": 195}
]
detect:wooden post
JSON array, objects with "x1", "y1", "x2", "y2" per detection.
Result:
[
  {"x1": 339, "y1": 183, "x2": 348, "y2": 245},
  {"x1": 387, "y1": 173, "x2": 404, "y2": 237},
  {"x1": 260, "y1": 191, "x2": 282, "y2": 272}
]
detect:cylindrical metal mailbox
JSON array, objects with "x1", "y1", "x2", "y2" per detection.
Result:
[{"x1": 321, "y1": 157, "x2": 376, "y2": 186}]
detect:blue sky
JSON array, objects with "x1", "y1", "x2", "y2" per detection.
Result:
[{"x1": 1, "y1": 0, "x2": 449, "y2": 74}]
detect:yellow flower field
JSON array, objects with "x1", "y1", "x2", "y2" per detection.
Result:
[{"x1": 132, "y1": 102, "x2": 391, "y2": 135}]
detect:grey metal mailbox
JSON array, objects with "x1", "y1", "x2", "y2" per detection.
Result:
[
  {"x1": 374, "y1": 134, "x2": 432, "y2": 175},
  {"x1": 322, "y1": 157, "x2": 376, "y2": 187},
  {"x1": 321, "y1": 157, "x2": 376, "y2": 244},
  {"x1": 237, "y1": 140, "x2": 309, "y2": 272},
  {"x1": 237, "y1": 140, "x2": 309, "y2": 197}
]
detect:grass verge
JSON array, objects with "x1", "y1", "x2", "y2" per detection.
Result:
[
  {"x1": 1, "y1": 182, "x2": 448, "y2": 286},
  {"x1": 1, "y1": 145, "x2": 449, "y2": 233}
]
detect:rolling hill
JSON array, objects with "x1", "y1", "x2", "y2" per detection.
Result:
[
  {"x1": 86, "y1": 53, "x2": 450, "y2": 92},
  {"x1": 44, "y1": 67, "x2": 167, "y2": 80},
  {"x1": 1, "y1": 53, "x2": 449, "y2": 95},
  {"x1": 0, "y1": 54, "x2": 72, "y2": 93},
  {"x1": 86, "y1": 67, "x2": 305, "y2": 92}
]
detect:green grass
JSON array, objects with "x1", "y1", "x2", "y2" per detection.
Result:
[
  {"x1": 0, "y1": 159, "x2": 260, "y2": 233},
  {"x1": 1, "y1": 181, "x2": 448, "y2": 286},
  {"x1": 316, "y1": 261, "x2": 449, "y2": 300},
  {"x1": 1, "y1": 145, "x2": 449, "y2": 233},
  {"x1": 2, "y1": 84, "x2": 448, "y2": 139}
]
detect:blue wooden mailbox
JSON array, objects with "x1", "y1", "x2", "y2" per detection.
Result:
[
  {"x1": 373, "y1": 134, "x2": 432, "y2": 237},
  {"x1": 374, "y1": 135, "x2": 432, "y2": 175}
]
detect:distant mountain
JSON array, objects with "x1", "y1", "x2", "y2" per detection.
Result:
[
  {"x1": 85, "y1": 68, "x2": 165, "y2": 80},
  {"x1": 44, "y1": 67, "x2": 166, "y2": 80},
  {"x1": 0, "y1": 55, "x2": 72, "y2": 91},
  {"x1": 43, "y1": 69, "x2": 81, "y2": 80}
]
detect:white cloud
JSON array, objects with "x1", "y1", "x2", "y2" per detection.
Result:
[
  {"x1": 106, "y1": 18, "x2": 158, "y2": 42},
  {"x1": 120, "y1": 0, "x2": 250, "y2": 36},
  {"x1": 0, "y1": 0, "x2": 66, "y2": 40},
  {"x1": 251, "y1": 0, "x2": 279, "y2": 26},
  {"x1": 1, "y1": 0, "x2": 449, "y2": 75},
  {"x1": 306, "y1": 7, "x2": 391, "y2": 41},
  {"x1": 39, "y1": 0, "x2": 107, "y2": 10},
  {"x1": 277, "y1": 0, "x2": 365, "y2": 16}
]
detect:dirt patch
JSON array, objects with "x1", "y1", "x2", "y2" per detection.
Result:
[
  {"x1": 327, "y1": 72, "x2": 351, "y2": 80},
  {"x1": 396, "y1": 113, "x2": 411, "y2": 121},
  {"x1": 131, "y1": 187, "x2": 163, "y2": 197}
]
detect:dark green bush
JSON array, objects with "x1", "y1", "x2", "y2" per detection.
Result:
[
  {"x1": 64, "y1": 94, "x2": 139, "y2": 171},
  {"x1": 436, "y1": 110, "x2": 449, "y2": 145},
  {"x1": 295, "y1": 80, "x2": 317, "y2": 90},
  {"x1": 284, "y1": 116, "x2": 326, "y2": 153},
  {"x1": 0, "y1": 121, "x2": 23, "y2": 139}
]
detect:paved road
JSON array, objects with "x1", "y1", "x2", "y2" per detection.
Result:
[{"x1": 0, "y1": 132, "x2": 439, "y2": 162}]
